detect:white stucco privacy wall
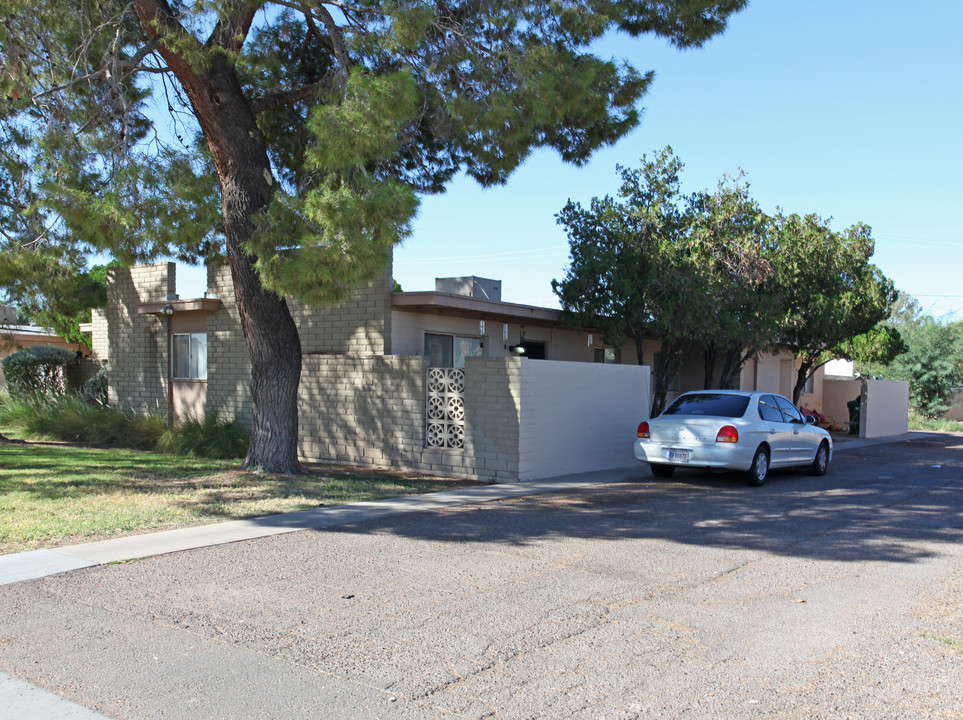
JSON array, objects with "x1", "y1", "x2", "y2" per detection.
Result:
[
  {"x1": 863, "y1": 379, "x2": 910, "y2": 438},
  {"x1": 517, "y1": 360, "x2": 650, "y2": 481}
]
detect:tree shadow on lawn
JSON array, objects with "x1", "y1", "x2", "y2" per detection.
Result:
[{"x1": 319, "y1": 434, "x2": 963, "y2": 565}]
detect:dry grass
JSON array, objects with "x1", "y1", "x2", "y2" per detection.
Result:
[{"x1": 0, "y1": 440, "x2": 484, "y2": 555}]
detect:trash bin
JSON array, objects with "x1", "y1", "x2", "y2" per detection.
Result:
[{"x1": 846, "y1": 398, "x2": 860, "y2": 435}]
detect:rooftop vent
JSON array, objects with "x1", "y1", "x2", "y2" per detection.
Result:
[{"x1": 435, "y1": 276, "x2": 502, "y2": 302}]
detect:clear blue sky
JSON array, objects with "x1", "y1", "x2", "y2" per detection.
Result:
[{"x1": 183, "y1": 1, "x2": 962, "y2": 319}]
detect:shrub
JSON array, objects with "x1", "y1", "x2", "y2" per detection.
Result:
[
  {"x1": 0, "y1": 393, "x2": 248, "y2": 459},
  {"x1": 82, "y1": 366, "x2": 109, "y2": 406},
  {"x1": 1, "y1": 345, "x2": 77, "y2": 398},
  {"x1": 158, "y1": 415, "x2": 249, "y2": 459}
]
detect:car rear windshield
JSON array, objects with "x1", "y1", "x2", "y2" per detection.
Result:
[{"x1": 661, "y1": 393, "x2": 751, "y2": 418}]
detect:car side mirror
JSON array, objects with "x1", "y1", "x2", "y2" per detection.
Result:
[{"x1": 803, "y1": 415, "x2": 816, "y2": 425}]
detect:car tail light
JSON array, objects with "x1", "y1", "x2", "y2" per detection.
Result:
[
  {"x1": 716, "y1": 425, "x2": 739, "y2": 443},
  {"x1": 637, "y1": 421, "x2": 650, "y2": 439}
]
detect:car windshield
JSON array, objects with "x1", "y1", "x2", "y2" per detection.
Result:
[{"x1": 661, "y1": 393, "x2": 751, "y2": 418}]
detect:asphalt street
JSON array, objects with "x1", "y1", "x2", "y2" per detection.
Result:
[{"x1": 1, "y1": 434, "x2": 961, "y2": 719}]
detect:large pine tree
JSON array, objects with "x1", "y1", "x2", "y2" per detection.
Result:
[{"x1": 0, "y1": 0, "x2": 746, "y2": 472}]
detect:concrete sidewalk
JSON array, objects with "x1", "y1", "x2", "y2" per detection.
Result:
[{"x1": 0, "y1": 469, "x2": 633, "y2": 587}]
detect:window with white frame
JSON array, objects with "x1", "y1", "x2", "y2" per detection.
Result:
[
  {"x1": 803, "y1": 372, "x2": 814, "y2": 395},
  {"x1": 171, "y1": 333, "x2": 208, "y2": 380}
]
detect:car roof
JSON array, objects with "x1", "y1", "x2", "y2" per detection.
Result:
[{"x1": 677, "y1": 389, "x2": 781, "y2": 400}]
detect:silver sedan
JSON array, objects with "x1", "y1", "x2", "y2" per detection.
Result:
[{"x1": 634, "y1": 390, "x2": 833, "y2": 486}]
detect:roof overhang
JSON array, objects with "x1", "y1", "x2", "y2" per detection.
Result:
[
  {"x1": 138, "y1": 298, "x2": 222, "y2": 316},
  {"x1": 392, "y1": 291, "x2": 569, "y2": 329}
]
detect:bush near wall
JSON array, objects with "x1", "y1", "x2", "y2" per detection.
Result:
[
  {"x1": 0, "y1": 393, "x2": 249, "y2": 460},
  {"x1": 1, "y1": 345, "x2": 77, "y2": 397}
]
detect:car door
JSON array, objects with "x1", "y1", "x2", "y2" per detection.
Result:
[
  {"x1": 773, "y1": 395, "x2": 817, "y2": 463},
  {"x1": 757, "y1": 395, "x2": 793, "y2": 466}
]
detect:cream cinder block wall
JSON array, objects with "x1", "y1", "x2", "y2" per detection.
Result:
[
  {"x1": 205, "y1": 263, "x2": 253, "y2": 428},
  {"x1": 517, "y1": 361, "x2": 650, "y2": 481},
  {"x1": 206, "y1": 262, "x2": 394, "y2": 430},
  {"x1": 89, "y1": 308, "x2": 109, "y2": 362},
  {"x1": 824, "y1": 377, "x2": 862, "y2": 429},
  {"x1": 298, "y1": 355, "x2": 523, "y2": 481},
  {"x1": 107, "y1": 263, "x2": 174, "y2": 411},
  {"x1": 945, "y1": 390, "x2": 963, "y2": 422},
  {"x1": 463, "y1": 357, "x2": 522, "y2": 480}
]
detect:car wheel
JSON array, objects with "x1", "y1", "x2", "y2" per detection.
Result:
[
  {"x1": 650, "y1": 464, "x2": 676, "y2": 478},
  {"x1": 808, "y1": 441, "x2": 830, "y2": 476},
  {"x1": 744, "y1": 446, "x2": 769, "y2": 486}
]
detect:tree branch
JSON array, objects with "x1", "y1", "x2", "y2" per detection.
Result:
[
  {"x1": 249, "y1": 73, "x2": 339, "y2": 114},
  {"x1": 207, "y1": 1, "x2": 259, "y2": 53}
]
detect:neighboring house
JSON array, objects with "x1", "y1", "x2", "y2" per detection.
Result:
[
  {"x1": 0, "y1": 305, "x2": 95, "y2": 390},
  {"x1": 90, "y1": 259, "x2": 905, "y2": 481}
]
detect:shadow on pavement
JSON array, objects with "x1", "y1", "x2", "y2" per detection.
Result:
[{"x1": 317, "y1": 434, "x2": 963, "y2": 564}]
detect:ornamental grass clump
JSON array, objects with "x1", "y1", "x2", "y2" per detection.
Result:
[
  {"x1": 158, "y1": 415, "x2": 249, "y2": 459},
  {"x1": 0, "y1": 393, "x2": 247, "y2": 459}
]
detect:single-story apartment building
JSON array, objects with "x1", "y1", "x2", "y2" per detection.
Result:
[{"x1": 86, "y1": 260, "x2": 905, "y2": 481}]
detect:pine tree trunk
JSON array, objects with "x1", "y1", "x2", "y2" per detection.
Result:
[
  {"x1": 134, "y1": 2, "x2": 305, "y2": 473},
  {"x1": 212, "y1": 81, "x2": 304, "y2": 475}
]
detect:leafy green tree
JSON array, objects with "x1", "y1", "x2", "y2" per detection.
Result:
[
  {"x1": 553, "y1": 147, "x2": 703, "y2": 415},
  {"x1": 858, "y1": 294, "x2": 963, "y2": 418},
  {"x1": 768, "y1": 213, "x2": 897, "y2": 404},
  {"x1": 687, "y1": 173, "x2": 777, "y2": 390},
  {"x1": 0, "y1": 262, "x2": 116, "y2": 346},
  {"x1": 890, "y1": 318, "x2": 963, "y2": 418},
  {"x1": 0, "y1": 0, "x2": 746, "y2": 472}
]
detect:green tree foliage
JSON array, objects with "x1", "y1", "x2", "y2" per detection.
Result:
[
  {"x1": 1, "y1": 345, "x2": 77, "y2": 397},
  {"x1": 554, "y1": 148, "x2": 897, "y2": 412},
  {"x1": 552, "y1": 147, "x2": 695, "y2": 415},
  {"x1": 0, "y1": 262, "x2": 117, "y2": 346},
  {"x1": 687, "y1": 173, "x2": 777, "y2": 390},
  {"x1": 858, "y1": 295, "x2": 963, "y2": 418},
  {"x1": 768, "y1": 213, "x2": 897, "y2": 404},
  {"x1": 0, "y1": 0, "x2": 746, "y2": 472},
  {"x1": 554, "y1": 149, "x2": 781, "y2": 415}
]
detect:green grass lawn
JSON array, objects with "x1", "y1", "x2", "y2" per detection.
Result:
[{"x1": 0, "y1": 441, "x2": 481, "y2": 555}]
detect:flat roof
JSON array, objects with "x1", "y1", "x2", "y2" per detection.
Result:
[{"x1": 392, "y1": 291, "x2": 570, "y2": 329}]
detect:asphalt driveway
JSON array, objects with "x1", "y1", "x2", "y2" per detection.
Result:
[{"x1": 1, "y1": 433, "x2": 961, "y2": 719}]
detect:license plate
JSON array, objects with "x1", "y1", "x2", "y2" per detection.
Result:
[{"x1": 666, "y1": 449, "x2": 690, "y2": 463}]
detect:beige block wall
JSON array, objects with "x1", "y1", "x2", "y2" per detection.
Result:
[
  {"x1": 863, "y1": 379, "x2": 909, "y2": 437},
  {"x1": 205, "y1": 264, "x2": 252, "y2": 428},
  {"x1": 298, "y1": 355, "x2": 522, "y2": 481},
  {"x1": 945, "y1": 390, "x2": 963, "y2": 422},
  {"x1": 106, "y1": 263, "x2": 174, "y2": 412},
  {"x1": 205, "y1": 262, "x2": 394, "y2": 430},
  {"x1": 463, "y1": 357, "x2": 522, "y2": 480},
  {"x1": 89, "y1": 309, "x2": 109, "y2": 362},
  {"x1": 824, "y1": 377, "x2": 862, "y2": 430}
]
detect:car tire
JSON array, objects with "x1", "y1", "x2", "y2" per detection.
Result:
[
  {"x1": 650, "y1": 464, "x2": 676, "y2": 478},
  {"x1": 744, "y1": 446, "x2": 769, "y2": 486},
  {"x1": 808, "y1": 441, "x2": 830, "y2": 476}
]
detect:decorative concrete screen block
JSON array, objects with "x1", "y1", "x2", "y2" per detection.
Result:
[{"x1": 426, "y1": 367, "x2": 466, "y2": 449}]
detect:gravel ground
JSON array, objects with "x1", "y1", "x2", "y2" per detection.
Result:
[{"x1": 1, "y1": 434, "x2": 961, "y2": 719}]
